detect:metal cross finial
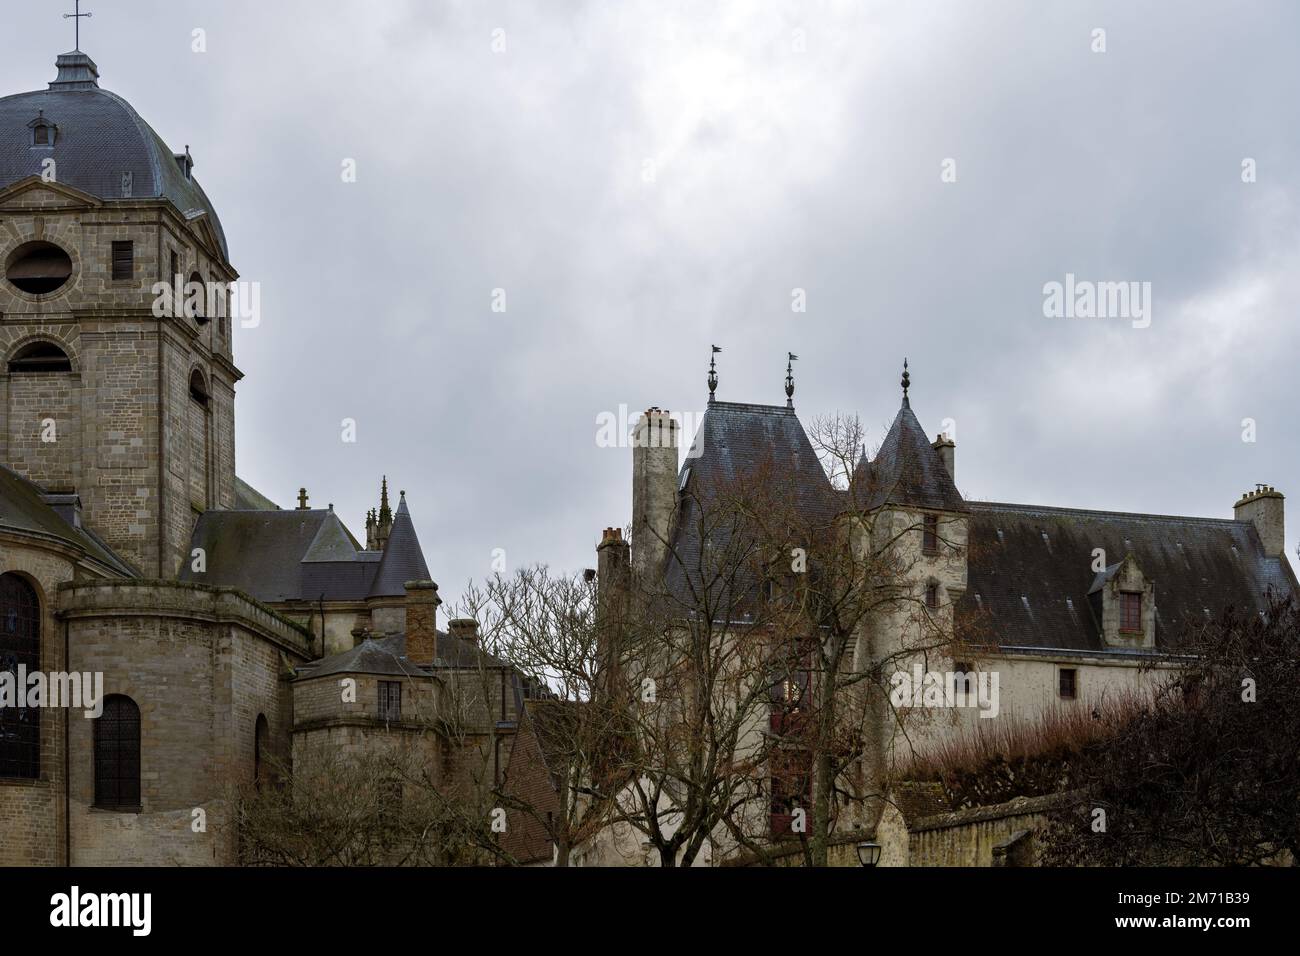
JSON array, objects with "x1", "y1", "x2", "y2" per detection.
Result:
[{"x1": 64, "y1": 0, "x2": 93, "y2": 52}]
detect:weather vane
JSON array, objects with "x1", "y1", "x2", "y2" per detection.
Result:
[{"x1": 64, "y1": 1, "x2": 92, "y2": 53}]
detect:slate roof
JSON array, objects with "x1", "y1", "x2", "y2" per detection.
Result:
[
  {"x1": 369, "y1": 495, "x2": 432, "y2": 598},
  {"x1": 234, "y1": 477, "x2": 280, "y2": 511},
  {"x1": 960, "y1": 501, "x2": 1299, "y2": 653},
  {"x1": 665, "y1": 401, "x2": 839, "y2": 609},
  {"x1": 182, "y1": 508, "x2": 377, "y2": 602},
  {"x1": 0, "y1": 52, "x2": 228, "y2": 257},
  {"x1": 294, "y1": 629, "x2": 512, "y2": 680},
  {"x1": 858, "y1": 398, "x2": 967, "y2": 513},
  {"x1": 0, "y1": 464, "x2": 135, "y2": 576}
]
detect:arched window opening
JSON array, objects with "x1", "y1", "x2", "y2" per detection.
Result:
[
  {"x1": 94, "y1": 695, "x2": 141, "y2": 810},
  {"x1": 189, "y1": 369, "x2": 210, "y2": 408},
  {"x1": 0, "y1": 573, "x2": 41, "y2": 779},
  {"x1": 5, "y1": 241, "x2": 73, "y2": 295},
  {"x1": 7, "y1": 340, "x2": 72, "y2": 374},
  {"x1": 254, "y1": 714, "x2": 269, "y2": 788}
]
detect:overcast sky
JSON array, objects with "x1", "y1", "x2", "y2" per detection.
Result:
[{"x1": 5, "y1": 1, "x2": 1298, "y2": 599}]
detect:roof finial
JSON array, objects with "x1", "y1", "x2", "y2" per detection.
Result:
[
  {"x1": 785, "y1": 352, "x2": 798, "y2": 408},
  {"x1": 296, "y1": 487, "x2": 309, "y2": 510},
  {"x1": 64, "y1": 0, "x2": 92, "y2": 53},
  {"x1": 901, "y1": 358, "x2": 911, "y2": 406},
  {"x1": 708, "y1": 345, "x2": 721, "y2": 403}
]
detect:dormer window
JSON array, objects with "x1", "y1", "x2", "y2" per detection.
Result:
[
  {"x1": 174, "y1": 146, "x2": 194, "y2": 181},
  {"x1": 28, "y1": 111, "x2": 56, "y2": 148},
  {"x1": 1088, "y1": 553, "x2": 1154, "y2": 650}
]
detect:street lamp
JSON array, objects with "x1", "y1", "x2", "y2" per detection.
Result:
[{"x1": 856, "y1": 840, "x2": 881, "y2": 867}]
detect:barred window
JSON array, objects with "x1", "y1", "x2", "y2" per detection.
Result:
[
  {"x1": 378, "y1": 681, "x2": 401, "y2": 723},
  {"x1": 0, "y1": 573, "x2": 41, "y2": 779},
  {"x1": 94, "y1": 695, "x2": 141, "y2": 810},
  {"x1": 1121, "y1": 592, "x2": 1142, "y2": 632}
]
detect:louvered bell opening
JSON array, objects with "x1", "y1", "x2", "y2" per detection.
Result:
[{"x1": 5, "y1": 241, "x2": 72, "y2": 294}]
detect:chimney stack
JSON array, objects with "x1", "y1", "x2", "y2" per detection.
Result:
[
  {"x1": 403, "y1": 580, "x2": 441, "y2": 666},
  {"x1": 932, "y1": 433, "x2": 955, "y2": 483},
  {"x1": 596, "y1": 528, "x2": 632, "y2": 698},
  {"x1": 448, "y1": 618, "x2": 479, "y2": 646},
  {"x1": 1234, "y1": 485, "x2": 1285, "y2": 558},
  {"x1": 632, "y1": 407, "x2": 679, "y2": 585}
]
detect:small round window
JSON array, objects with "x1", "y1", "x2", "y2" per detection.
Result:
[{"x1": 5, "y1": 241, "x2": 73, "y2": 295}]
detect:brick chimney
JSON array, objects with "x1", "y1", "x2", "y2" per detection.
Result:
[
  {"x1": 1234, "y1": 485, "x2": 1285, "y2": 558},
  {"x1": 448, "y1": 618, "x2": 479, "y2": 646},
  {"x1": 932, "y1": 433, "x2": 955, "y2": 483},
  {"x1": 404, "y1": 580, "x2": 441, "y2": 666},
  {"x1": 632, "y1": 407, "x2": 679, "y2": 584}
]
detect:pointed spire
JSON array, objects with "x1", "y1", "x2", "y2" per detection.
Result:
[
  {"x1": 708, "y1": 345, "x2": 720, "y2": 403},
  {"x1": 900, "y1": 358, "x2": 911, "y2": 407},
  {"x1": 376, "y1": 477, "x2": 394, "y2": 550},
  {"x1": 785, "y1": 352, "x2": 798, "y2": 408}
]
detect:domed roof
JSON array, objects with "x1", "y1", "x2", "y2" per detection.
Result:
[{"x1": 0, "y1": 52, "x2": 228, "y2": 259}]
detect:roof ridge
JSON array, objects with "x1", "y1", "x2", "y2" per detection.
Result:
[
  {"x1": 970, "y1": 500, "x2": 1242, "y2": 526},
  {"x1": 707, "y1": 400, "x2": 797, "y2": 413}
]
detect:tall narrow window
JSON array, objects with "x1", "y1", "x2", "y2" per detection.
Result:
[
  {"x1": 922, "y1": 514, "x2": 939, "y2": 554},
  {"x1": 94, "y1": 695, "x2": 141, "y2": 810},
  {"x1": 925, "y1": 582, "x2": 940, "y2": 610},
  {"x1": 1120, "y1": 592, "x2": 1142, "y2": 632},
  {"x1": 189, "y1": 271, "x2": 209, "y2": 324},
  {"x1": 111, "y1": 241, "x2": 134, "y2": 280},
  {"x1": 1059, "y1": 668, "x2": 1078, "y2": 700},
  {"x1": 189, "y1": 369, "x2": 210, "y2": 408},
  {"x1": 254, "y1": 714, "x2": 269, "y2": 788},
  {"x1": 0, "y1": 573, "x2": 41, "y2": 779},
  {"x1": 378, "y1": 681, "x2": 401, "y2": 723}
]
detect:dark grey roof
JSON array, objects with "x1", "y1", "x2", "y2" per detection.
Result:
[
  {"x1": 234, "y1": 477, "x2": 280, "y2": 511},
  {"x1": 0, "y1": 52, "x2": 228, "y2": 258},
  {"x1": 860, "y1": 399, "x2": 967, "y2": 513},
  {"x1": 294, "y1": 634, "x2": 428, "y2": 680},
  {"x1": 183, "y1": 495, "x2": 432, "y2": 605},
  {"x1": 182, "y1": 509, "x2": 369, "y2": 602},
  {"x1": 959, "y1": 501, "x2": 1299, "y2": 653},
  {"x1": 369, "y1": 495, "x2": 431, "y2": 598},
  {"x1": 665, "y1": 401, "x2": 838, "y2": 609},
  {"x1": 0, "y1": 464, "x2": 135, "y2": 576},
  {"x1": 294, "y1": 629, "x2": 511, "y2": 680}
]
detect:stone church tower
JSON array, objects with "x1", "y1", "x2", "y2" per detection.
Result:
[{"x1": 0, "y1": 50, "x2": 237, "y2": 577}]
